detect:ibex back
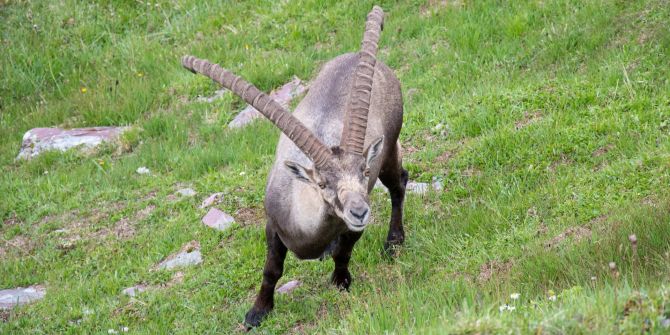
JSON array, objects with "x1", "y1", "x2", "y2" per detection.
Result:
[{"x1": 182, "y1": 5, "x2": 407, "y2": 328}]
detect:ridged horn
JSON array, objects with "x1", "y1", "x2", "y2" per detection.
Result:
[
  {"x1": 182, "y1": 55, "x2": 333, "y2": 167},
  {"x1": 340, "y1": 5, "x2": 384, "y2": 155}
]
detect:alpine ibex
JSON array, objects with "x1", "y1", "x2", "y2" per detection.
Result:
[{"x1": 182, "y1": 6, "x2": 406, "y2": 327}]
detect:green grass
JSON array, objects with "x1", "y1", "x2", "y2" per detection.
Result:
[{"x1": 2, "y1": 0, "x2": 670, "y2": 333}]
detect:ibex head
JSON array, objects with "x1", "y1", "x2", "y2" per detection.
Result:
[
  {"x1": 182, "y1": 6, "x2": 385, "y2": 232},
  {"x1": 285, "y1": 136, "x2": 384, "y2": 231}
]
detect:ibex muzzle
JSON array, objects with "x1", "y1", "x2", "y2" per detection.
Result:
[{"x1": 183, "y1": 5, "x2": 407, "y2": 328}]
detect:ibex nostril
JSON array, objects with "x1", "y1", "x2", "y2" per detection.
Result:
[{"x1": 350, "y1": 209, "x2": 368, "y2": 221}]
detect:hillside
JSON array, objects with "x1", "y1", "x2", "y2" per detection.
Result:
[{"x1": 2, "y1": 0, "x2": 670, "y2": 333}]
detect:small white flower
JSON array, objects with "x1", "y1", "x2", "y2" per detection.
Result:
[
  {"x1": 510, "y1": 293, "x2": 520, "y2": 300},
  {"x1": 122, "y1": 326, "x2": 129, "y2": 332},
  {"x1": 499, "y1": 304, "x2": 509, "y2": 312},
  {"x1": 136, "y1": 166, "x2": 150, "y2": 175},
  {"x1": 548, "y1": 295, "x2": 557, "y2": 301},
  {"x1": 591, "y1": 276, "x2": 597, "y2": 281},
  {"x1": 239, "y1": 171, "x2": 246, "y2": 176},
  {"x1": 508, "y1": 306, "x2": 516, "y2": 311},
  {"x1": 108, "y1": 330, "x2": 118, "y2": 335}
]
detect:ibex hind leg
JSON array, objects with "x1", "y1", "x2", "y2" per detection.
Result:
[
  {"x1": 245, "y1": 229, "x2": 287, "y2": 328},
  {"x1": 379, "y1": 142, "x2": 407, "y2": 257}
]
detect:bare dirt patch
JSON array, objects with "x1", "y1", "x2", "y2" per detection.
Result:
[
  {"x1": 96, "y1": 204, "x2": 156, "y2": 240},
  {"x1": 2, "y1": 212, "x2": 20, "y2": 227},
  {"x1": 0, "y1": 235, "x2": 35, "y2": 258},
  {"x1": 514, "y1": 111, "x2": 542, "y2": 130},
  {"x1": 641, "y1": 196, "x2": 658, "y2": 207},
  {"x1": 436, "y1": 149, "x2": 453, "y2": 163},
  {"x1": 547, "y1": 154, "x2": 574, "y2": 172},
  {"x1": 544, "y1": 226, "x2": 592, "y2": 249},
  {"x1": 235, "y1": 207, "x2": 264, "y2": 226},
  {"x1": 420, "y1": 0, "x2": 463, "y2": 17},
  {"x1": 462, "y1": 166, "x2": 482, "y2": 178},
  {"x1": 592, "y1": 144, "x2": 614, "y2": 158},
  {"x1": 0, "y1": 309, "x2": 9, "y2": 322},
  {"x1": 478, "y1": 260, "x2": 513, "y2": 282}
]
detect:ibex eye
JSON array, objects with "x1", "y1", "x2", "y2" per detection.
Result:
[
  {"x1": 364, "y1": 169, "x2": 370, "y2": 177},
  {"x1": 318, "y1": 182, "x2": 326, "y2": 189}
]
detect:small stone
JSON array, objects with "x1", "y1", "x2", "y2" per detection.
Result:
[
  {"x1": 202, "y1": 208, "x2": 235, "y2": 231},
  {"x1": 176, "y1": 188, "x2": 197, "y2": 197},
  {"x1": 155, "y1": 241, "x2": 202, "y2": 270},
  {"x1": 122, "y1": 284, "x2": 150, "y2": 297},
  {"x1": 199, "y1": 192, "x2": 224, "y2": 209},
  {"x1": 136, "y1": 167, "x2": 150, "y2": 175},
  {"x1": 431, "y1": 179, "x2": 443, "y2": 192},
  {"x1": 406, "y1": 182, "x2": 429, "y2": 194},
  {"x1": 0, "y1": 285, "x2": 46, "y2": 310},
  {"x1": 276, "y1": 280, "x2": 301, "y2": 294}
]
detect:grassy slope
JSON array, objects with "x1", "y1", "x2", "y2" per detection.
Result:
[{"x1": 1, "y1": 0, "x2": 670, "y2": 333}]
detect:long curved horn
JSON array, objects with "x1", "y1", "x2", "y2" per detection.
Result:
[
  {"x1": 182, "y1": 55, "x2": 333, "y2": 167},
  {"x1": 340, "y1": 6, "x2": 384, "y2": 155}
]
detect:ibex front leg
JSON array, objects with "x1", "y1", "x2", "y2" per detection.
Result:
[
  {"x1": 245, "y1": 230, "x2": 287, "y2": 328},
  {"x1": 379, "y1": 144, "x2": 408, "y2": 256},
  {"x1": 331, "y1": 232, "x2": 362, "y2": 290}
]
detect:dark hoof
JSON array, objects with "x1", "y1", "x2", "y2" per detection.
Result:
[
  {"x1": 331, "y1": 270, "x2": 352, "y2": 291},
  {"x1": 244, "y1": 307, "x2": 270, "y2": 329},
  {"x1": 383, "y1": 238, "x2": 404, "y2": 258}
]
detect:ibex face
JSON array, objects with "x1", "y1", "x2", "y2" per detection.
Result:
[{"x1": 284, "y1": 137, "x2": 384, "y2": 232}]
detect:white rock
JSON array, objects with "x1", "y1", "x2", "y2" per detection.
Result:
[
  {"x1": 202, "y1": 208, "x2": 235, "y2": 231},
  {"x1": 276, "y1": 280, "x2": 301, "y2": 294},
  {"x1": 176, "y1": 188, "x2": 197, "y2": 197},
  {"x1": 156, "y1": 250, "x2": 202, "y2": 270},
  {"x1": 199, "y1": 192, "x2": 224, "y2": 209},
  {"x1": 155, "y1": 241, "x2": 203, "y2": 270},
  {"x1": 0, "y1": 285, "x2": 46, "y2": 310},
  {"x1": 136, "y1": 167, "x2": 150, "y2": 175},
  {"x1": 121, "y1": 284, "x2": 150, "y2": 297},
  {"x1": 407, "y1": 182, "x2": 429, "y2": 194},
  {"x1": 16, "y1": 127, "x2": 129, "y2": 160}
]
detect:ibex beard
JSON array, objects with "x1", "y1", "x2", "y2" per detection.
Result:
[{"x1": 182, "y1": 5, "x2": 407, "y2": 328}]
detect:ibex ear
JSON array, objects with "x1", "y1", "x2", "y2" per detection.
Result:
[
  {"x1": 284, "y1": 160, "x2": 315, "y2": 183},
  {"x1": 364, "y1": 136, "x2": 384, "y2": 166}
]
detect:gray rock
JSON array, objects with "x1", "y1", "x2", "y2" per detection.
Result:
[
  {"x1": 276, "y1": 280, "x2": 301, "y2": 294},
  {"x1": 0, "y1": 285, "x2": 46, "y2": 310},
  {"x1": 407, "y1": 182, "x2": 429, "y2": 194},
  {"x1": 202, "y1": 208, "x2": 235, "y2": 231},
  {"x1": 17, "y1": 127, "x2": 129, "y2": 160},
  {"x1": 199, "y1": 192, "x2": 224, "y2": 209},
  {"x1": 176, "y1": 188, "x2": 197, "y2": 197},
  {"x1": 136, "y1": 166, "x2": 150, "y2": 175},
  {"x1": 228, "y1": 77, "x2": 308, "y2": 129},
  {"x1": 155, "y1": 241, "x2": 202, "y2": 270},
  {"x1": 121, "y1": 284, "x2": 149, "y2": 297}
]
